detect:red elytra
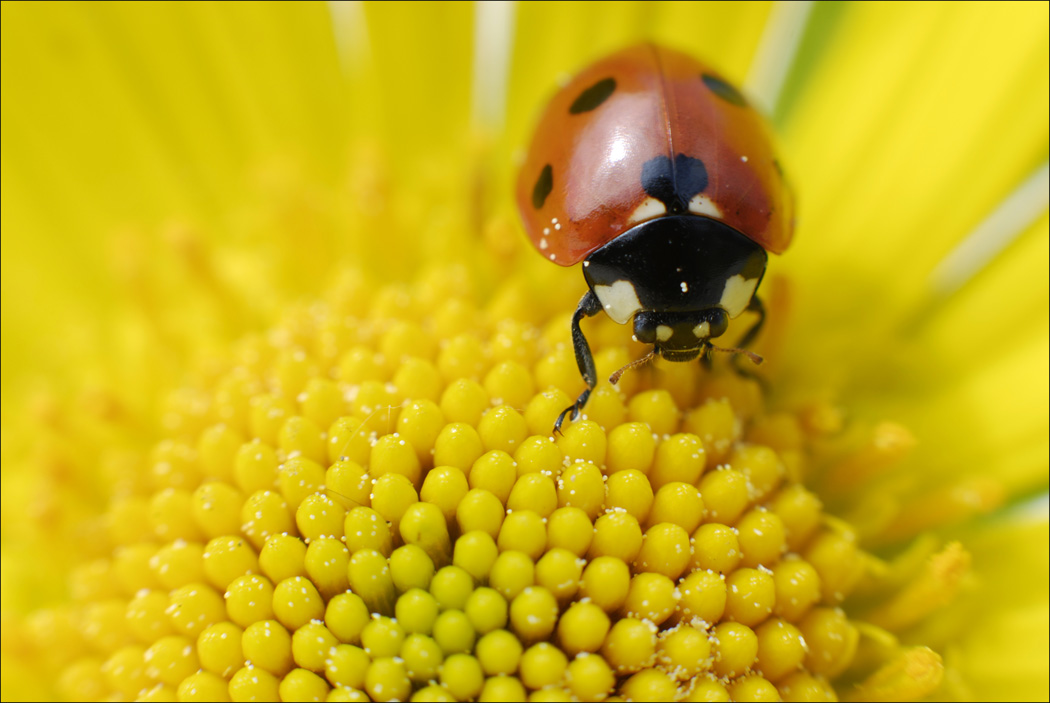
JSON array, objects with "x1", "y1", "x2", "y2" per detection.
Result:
[{"x1": 516, "y1": 43, "x2": 794, "y2": 266}]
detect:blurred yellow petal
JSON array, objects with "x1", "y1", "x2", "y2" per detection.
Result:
[
  {"x1": 780, "y1": 2, "x2": 1048, "y2": 393},
  {"x1": 359, "y1": 1, "x2": 475, "y2": 158},
  {"x1": 2, "y1": 2, "x2": 1047, "y2": 702}
]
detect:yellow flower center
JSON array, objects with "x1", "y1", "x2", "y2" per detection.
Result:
[{"x1": 4, "y1": 263, "x2": 964, "y2": 702}]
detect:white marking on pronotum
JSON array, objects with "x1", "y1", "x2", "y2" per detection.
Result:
[
  {"x1": 693, "y1": 321, "x2": 712, "y2": 338},
  {"x1": 656, "y1": 325, "x2": 673, "y2": 342},
  {"x1": 469, "y1": 0, "x2": 516, "y2": 130},
  {"x1": 689, "y1": 194, "x2": 723, "y2": 219},
  {"x1": 744, "y1": 0, "x2": 815, "y2": 115},
  {"x1": 628, "y1": 197, "x2": 667, "y2": 224},
  {"x1": 720, "y1": 275, "x2": 759, "y2": 318},
  {"x1": 594, "y1": 280, "x2": 643, "y2": 325},
  {"x1": 929, "y1": 162, "x2": 1049, "y2": 300}
]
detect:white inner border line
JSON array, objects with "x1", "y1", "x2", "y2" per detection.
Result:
[
  {"x1": 327, "y1": 0, "x2": 370, "y2": 79},
  {"x1": 471, "y1": 0, "x2": 517, "y2": 132},
  {"x1": 929, "y1": 162, "x2": 1050, "y2": 299}
]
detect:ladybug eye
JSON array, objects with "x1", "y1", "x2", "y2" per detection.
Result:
[
  {"x1": 632, "y1": 312, "x2": 659, "y2": 344},
  {"x1": 701, "y1": 73, "x2": 747, "y2": 107},
  {"x1": 569, "y1": 77, "x2": 616, "y2": 114},
  {"x1": 696, "y1": 310, "x2": 729, "y2": 339}
]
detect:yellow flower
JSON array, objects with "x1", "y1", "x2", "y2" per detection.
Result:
[{"x1": 2, "y1": 2, "x2": 1047, "y2": 702}]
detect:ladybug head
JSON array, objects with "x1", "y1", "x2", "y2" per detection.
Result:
[{"x1": 632, "y1": 308, "x2": 729, "y2": 361}]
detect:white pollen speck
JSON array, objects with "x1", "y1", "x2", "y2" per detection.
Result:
[
  {"x1": 539, "y1": 238, "x2": 549, "y2": 250},
  {"x1": 549, "y1": 254, "x2": 556, "y2": 260},
  {"x1": 543, "y1": 227, "x2": 550, "y2": 235},
  {"x1": 741, "y1": 155, "x2": 749, "y2": 162},
  {"x1": 555, "y1": 223, "x2": 562, "y2": 230},
  {"x1": 680, "y1": 281, "x2": 689, "y2": 293}
]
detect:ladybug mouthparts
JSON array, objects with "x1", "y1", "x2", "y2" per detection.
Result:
[{"x1": 658, "y1": 348, "x2": 705, "y2": 362}]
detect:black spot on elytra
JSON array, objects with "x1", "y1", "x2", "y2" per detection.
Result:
[
  {"x1": 532, "y1": 164, "x2": 553, "y2": 210},
  {"x1": 702, "y1": 73, "x2": 747, "y2": 107},
  {"x1": 569, "y1": 77, "x2": 616, "y2": 114},
  {"x1": 641, "y1": 154, "x2": 708, "y2": 214}
]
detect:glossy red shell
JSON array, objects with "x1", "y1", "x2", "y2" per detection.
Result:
[{"x1": 517, "y1": 44, "x2": 794, "y2": 266}]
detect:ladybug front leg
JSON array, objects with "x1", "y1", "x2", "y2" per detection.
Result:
[
  {"x1": 553, "y1": 290, "x2": 603, "y2": 434},
  {"x1": 735, "y1": 295, "x2": 766, "y2": 351},
  {"x1": 731, "y1": 295, "x2": 766, "y2": 378}
]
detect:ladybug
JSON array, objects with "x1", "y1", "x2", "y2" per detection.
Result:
[{"x1": 516, "y1": 44, "x2": 794, "y2": 432}]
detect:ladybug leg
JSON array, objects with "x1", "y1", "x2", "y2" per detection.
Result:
[
  {"x1": 731, "y1": 295, "x2": 766, "y2": 378},
  {"x1": 700, "y1": 347, "x2": 714, "y2": 371},
  {"x1": 735, "y1": 295, "x2": 766, "y2": 350},
  {"x1": 553, "y1": 290, "x2": 603, "y2": 435}
]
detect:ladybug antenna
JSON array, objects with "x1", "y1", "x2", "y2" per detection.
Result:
[
  {"x1": 707, "y1": 343, "x2": 764, "y2": 365},
  {"x1": 609, "y1": 349, "x2": 657, "y2": 386}
]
